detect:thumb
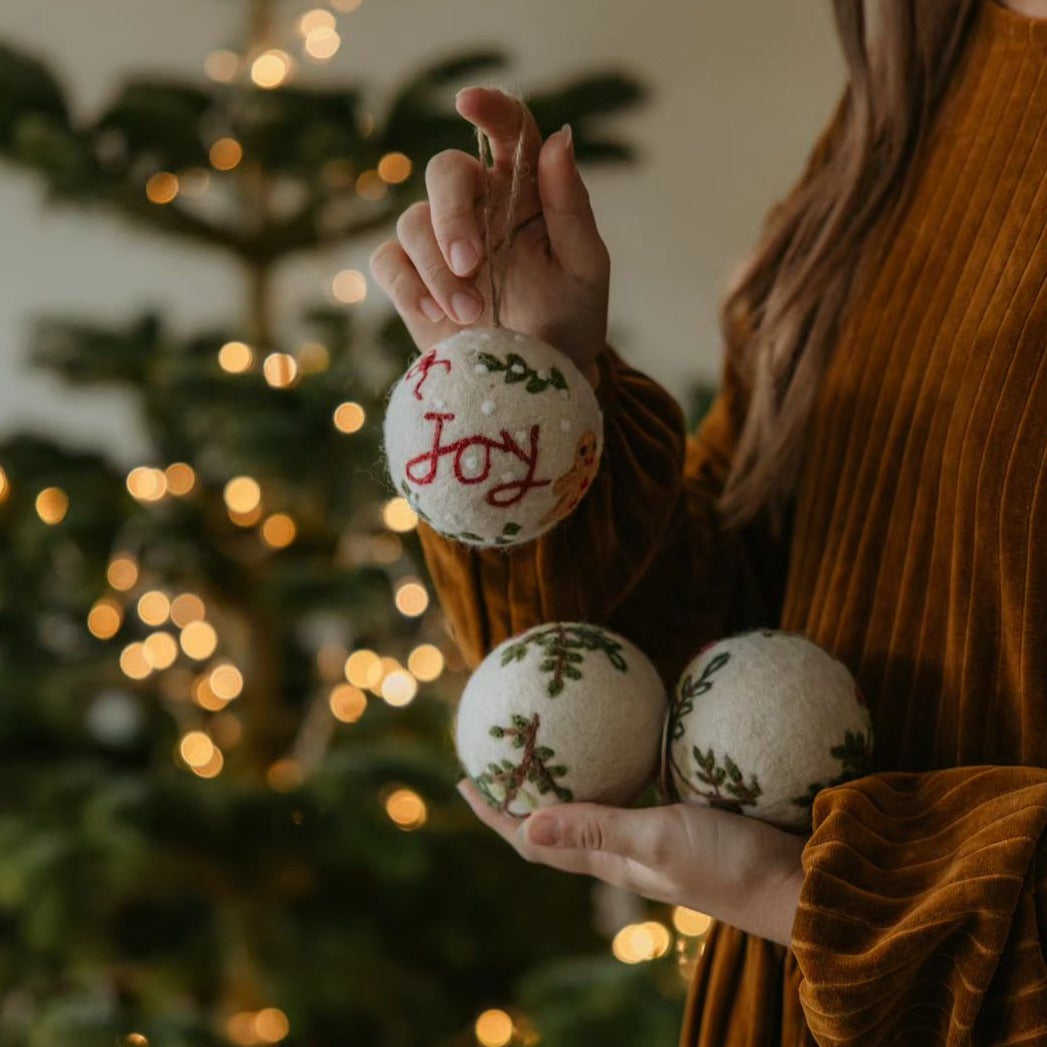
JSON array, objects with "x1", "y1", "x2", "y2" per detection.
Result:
[
  {"x1": 537, "y1": 125, "x2": 609, "y2": 283},
  {"x1": 524, "y1": 803, "x2": 661, "y2": 862}
]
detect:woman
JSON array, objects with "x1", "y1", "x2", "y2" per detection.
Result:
[{"x1": 369, "y1": 1, "x2": 1047, "y2": 1042}]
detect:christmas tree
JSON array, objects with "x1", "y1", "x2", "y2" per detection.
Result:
[{"x1": 0, "y1": 2, "x2": 711, "y2": 1044}]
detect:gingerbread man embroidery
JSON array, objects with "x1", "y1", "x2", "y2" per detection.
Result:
[{"x1": 538, "y1": 430, "x2": 600, "y2": 526}]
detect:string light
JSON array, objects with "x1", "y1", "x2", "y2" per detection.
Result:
[
  {"x1": 119, "y1": 642, "x2": 152, "y2": 681},
  {"x1": 381, "y1": 670, "x2": 417, "y2": 707},
  {"x1": 87, "y1": 599, "x2": 123, "y2": 640},
  {"x1": 137, "y1": 590, "x2": 170, "y2": 626},
  {"x1": 382, "y1": 497, "x2": 417, "y2": 532},
  {"x1": 263, "y1": 352, "x2": 299, "y2": 388},
  {"x1": 35, "y1": 487, "x2": 68, "y2": 524},
  {"x1": 209, "y1": 136, "x2": 243, "y2": 171},
  {"x1": 251, "y1": 49, "x2": 292, "y2": 89},
  {"x1": 297, "y1": 8, "x2": 335, "y2": 34},
  {"x1": 344, "y1": 648, "x2": 382, "y2": 688},
  {"x1": 407, "y1": 643, "x2": 444, "y2": 682},
  {"x1": 218, "y1": 340, "x2": 254, "y2": 373},
  {"x1": 145, "y1": 172, "x2": 179, "y2": 204},
  {"x1": 170, "y1": 593, "x2": 205, "y2": 628},
  {"x1": 267, "y1": 758, "x2": 304, "y2": 792},
  {"x1": 333, "y1": 401, "x2": 365, "y2": 433},
  {"x1": 384, "y1": 787, "x2": 427, "y2": 830},
  {"x1": 192, "y1": 747, "x2": 224, "y2": 779},
  {"x1": 611, "y1": 921, "x2": 672, "y2": 964},
  {"x1": 297, "y1": 341, "x2": 329, "y2": 374},
  {"x1": 377, "y1": 152, "x2": 412, "y2": 184},
  {"x1": 260, "y1": 513, "x2": 296, "y2": 549},
  {"x1": 672, "y1": 907, "x2": 712, "y2": 937},
  {"x1": 107, "y1": 554, "x2": 139, "y2": 591},
  {"x1": 126, "y1": 466, "x2": 166, "y2": 502},
  {"x1": 394, "y1": 580, "x2": 429, "y2": 617},
  {"x1": 0, "y1": 465, "x2": 10, "y2": 503},
  {"x1": 331, "y1": 0, "x2": 364, "y2": 9},
  {"x1": 165, "y1": 462, "x2": 196, "y2": 496},
  {"x1": 121, "y1": 1035, "x2": 149, "y2": 1047},
  {"x1": 204, "y1": 49, "x2": 240, "y2": 82},
  {"x1": 224, "y1": 476, "x2": 262, "y2": 515},
  {"x1": 180, "y1": 620, "x2": 218, "y2": 660},
  {"x1": 474, "y1": 1009, "x2": 513, "y2": 1047},
  {"x1": 331, "y1": 269, "x2": 367, "y2": 304},
  {"x1": 144, "y1": 631, "x2": 179, "y2": 670},
  {"x1": 254, "y1": 1008, "x2": 290, "y2": 1043},
  {"x1": 193, "y1": 674, "x2": 227, "y2": 711},
  {"x1": 355, "y1": 170, "x2": 386, "y2": 200},
  {"x1": 329, "y1": 684, "x2": 367, "y2": 723},
  {"x1": 209, "y1": 663, "x2": 243, "y2": 701},
  {"x1": 304, "y1": 27, "x2": 341, "y2": 60},
  {"x1": 229, "y1": 505, "x2": 263, "y2": 527},
  {"x1": 179, "y1": 730, "x2": 215, "y2": 767}
]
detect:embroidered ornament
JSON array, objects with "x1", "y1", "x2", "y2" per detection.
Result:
[
  {"x1": 455, "y1": 622, "x2": 667, "y2": 816},
  {"x1": 383, "y1": 327, "x2": 603, "y2": 547},
  {"x1": 664, "y1": 630, "x2": 873, "y2": 830}
]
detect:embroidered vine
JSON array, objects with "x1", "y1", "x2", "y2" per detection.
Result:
[
  {"x1": 680, "y1": 746, "x2": 763, "y2": 814},
  {"x1": 668, "y1": 651, "x2": 731, "y2": 741},
  {"x1": 500, "y1": 623, "x2": 628, "y2": 696},
  {"x1": 471, "y1": 712, "x2": 573, "y2": 812},
  {"x1": 789, "y1": 729, "x2": 872, "y2": 810},
  {"x1": 475, "y1": 351, "x2": 569, "y2": 395}
]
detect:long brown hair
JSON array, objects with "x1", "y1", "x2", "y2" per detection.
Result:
[{"x1": 717, "y1": 0, "x2": 982, "y2": 533}]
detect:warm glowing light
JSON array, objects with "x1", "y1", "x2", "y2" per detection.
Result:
[
  {"x1": 126, "y1": 466, "x2": 166, "y2": 502},
  {"x1": 192, "y1": 747, "x2": 224, "y2": 779},
  {"x1": 229, "y1": 505, "x2": 264, "y2": 527},
  {"x1": 384, "y1": 787, "x2": 427, "y2": 830},
  {"x1": 179, "y1": 730, "x2": 215, "y2": 767},
  {"x1": 137, "y1": 590, "x2": 170, "y2": 626},
  {"x1": 225, "y1": 1013, "x2": 256, "y2": 1046},
  {"x1": 224, "y1": 476, "x2": 262, "y2": 514},
  {"x1": 122, "y1": 1035, "x2": 149, "y2": 1047},
  {"x1": 344, "y1": 648, "x2": 382, "y2": 688},
  {"x1": 209, "y1": 136, "x2": 242, "y2": 171},
  {"x1": 87, "y1": 599, "x2": 123, "y2": 640},
  {"x1": 144, "y1": 631, "x2": 178, "y2": 670},
  {"x1": 331, "y1": 268, "x2": 367, "y2": 304},
  {"x1": 35, "y1": 487, "x2": 68, "y2": 524},
  {"x1": 261, "y1": 513, "x2": 296, "y2": 549},
  {"x1": 304, "y1": 26, "x2": 341, "y2": 60},
  {"x1": 180, "y1": 620, "x2": 218, "y2": 660},
  {"x1": 382, "y1": 497, "x2": 417, "y2": 532},
  {"x1": 378, "y1": 152, "x2": 412, "y2": 184},
  {"x1": 119, "y1": 642, "x2": 152, "y2": 681},
  {"x1": 672, "y1": 907, "x2": 713, "y2": 937},
  {"x1": 355, "y1": 169, "x2": 387, "y2": 200},
  {"x1": 394, "y1": 580, "x2": 429, "y2": 617},
  {"x1": 193, "y1": 674, "x2": 227, "y2": 711},
  {"x1": 146, "y1": 171, "x2": 179, "y2": 204},
  {"x1": 0, "y1": 465, "x2": 9, "y2": 503},
  {"x1": 267, "y1": 758, "x2": 304, "y2": 792},
  {"x1": 333, "y1": 401, "x2": 365, "y2": 433},
  {"x1": 407, "y1": 643, "x2": 444, "y2": 682},
  {"x1": 107, "y1": 555, "x2": 139, "y2": 591},
  {"x1": 297, "y1": 341, "x2": 329, "y2": 374},
  {"x1": 170, "y1": 593, "x2": 205, "y2": 628},
  {"x1": 205, "y1": 49, "x2": 240, "y2": 82},
  {"x1": 263, "y1": 352, "x2": 299, "y2": 388},
  {"x1": 329, "y1": 684, "x2": 367, "y2": 723},
  {"x1": 254, "y1": 1007, "x2": 290, "y2": 1043},
  {"x1": 331, "y1": 0, "x2": 363, "y2": 9},
  {"x1": 251, "y1": 49, "x2": 291, "y2": 89},
  {"x1": 611, "y1": 921, "x2": 672, "y2": 964},
  {"x1": 218, "y1": 340, "x2": 254, "y2": 373},
  {"x1": 165, "y1": 462, "x2": 196, "y2": 496},
  {"x1": 298, "y1": 8, "x2": 336, "y2": 34},
  {"x1": 209, "y1": 663, "x2": 243, "y2": 700},
  {"x1": 380, "y1": 670, "x2": 417, "y2": 707},
  {"x1": 474, "y1": 1009, "x2": 513, "y2": 1047}
]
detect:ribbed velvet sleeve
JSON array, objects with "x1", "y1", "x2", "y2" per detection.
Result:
[
  {"x1": 792, "y1": 767, "x2": 1047, "y2": 1045},
  {"x1": 416, "y1": 345, "x2": 783, "y2": 680}
]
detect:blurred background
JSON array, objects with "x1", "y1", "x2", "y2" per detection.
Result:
[{"x1": 0, "y1": 2, "x2": 842, "y2": 1045}]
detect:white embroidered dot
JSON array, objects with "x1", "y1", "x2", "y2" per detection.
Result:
[
  {"x1": 481, "y1": 400, "x2": 495, "y2": 415},
  {"x1": 537, "y1": 369, "x2": 549, "y2": 380},
  {"x1": 463, "y1": 454, "x2": 480, "y2": 472},
  {"x1": 473, "y1": 363, "x2": 489, "y2": 374},
  {"x1": 501, "y1": 472, "x2": 514, "y2": 483},
  {"x1": 515, "y1": 430, "x2": 528, "y2": 443},
  {"x1": 434, "y1": 397, "x2": 447, "y2": 409},
  {"x1": 510, "y1": 362, "x2": 526, "y2": 373}
]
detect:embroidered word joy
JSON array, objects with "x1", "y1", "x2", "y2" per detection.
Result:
[{"x1": 405, "y1": 411, "x2": 552, "y2": 507}]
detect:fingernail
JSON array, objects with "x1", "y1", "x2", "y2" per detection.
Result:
[
  {"x1": 561, "y1": 122, "x2": 573, "y2": 156},
  {"x1": 527, "y1": 817, "x2": 561, "y2": 847},
  {"x1": 451, "y1": 291, "x2": 482, "y2": 324},
  {"x1": 420, "y1": 295, "x2": 444, "y2": 322},
  {"x1": 449, "y1": 240, "x2": 479, "y2": 276}
]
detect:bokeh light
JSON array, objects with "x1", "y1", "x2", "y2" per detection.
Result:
[
  {"x1": 344, "y1": 648, "x2": 382, "y2": 689},
  {"x1": 87, "y1": 599, "x2": 123, "y2": 640},
  {"x1": 474, "y1": 1008, "x2": 514, "y2": 1047},
  {"x1": 380, "y1": 670, "x2": 417, "y2": 707},
  {"x1": 382, "y1": 497, "x2": 417, "y2": 532},
  {"x1": 407, "y1": 643, "x2": 444, "y2": 682},
  {"x1": 209, "y1": 663, "x2": 243, "y2": 701},
  {"x1": 378, "y1": 152, "x2": 412, "y2": 184},
  {"x1": 261, "y1": 513, "x2": 296, "y2": 549},
  {"x1": 394, "y1": 580, "x2": 429, "y2": 617},
  {"x1": 331, "y1": 268, "x2": 367, "y2": 304},
  {"x1": 204, "y1": 49, "x2": 240, "y2": 82},
  {"x1": 224, "y1": 476, "x2": 262, "y2": 514},
  {"x1": 251, "y1": 49, "x2": 292, "y2": 89},
  {"x1": 355, "y1": 169, "x2": 386, "y2": 200},
  {"x1": 672, "y1": 907, "x2": 713, "y2": 937},
  {"x1": 35, "y1": 487, "x2": 69, "y2": 524},
  {"x1": 0, "y1": 465, "x2": 9, "y2": 503},
  {"x1": 179, "y1": 730, "x2": 215, "y2": 768},
  {"x1": 209, "y1": 136, "x2": 243, "y2": 171},
  {"x1": 329, "y1": 684, "x2": 367, "y2": 723},
  {"x1": 333, "y1": 401, "x2": 365, "y2": 433},
  {"x1": 304, "y1": 26, "x2": 341, "y2": 60},
  {"x1": 263, "y1": 352, "x2": 299, "y2": 388},
  {"x1": 165, "y1": 462, "x2": 196, "y2": 496},
  {"x1": 218, "y1": 340, "x2": 254, "y2": 373},
  {"x1": 119, "y1": 642, "x2": 152, "y2": 681},
  {"x1": 180, "y1": 620, "x2": 218, "y2": 660},
  {"x1": 384, "y1": 787, "x2": 427, "y2": 830},
  {"x1": 170, "y1": 593, "x2": 206, "y2": 628},
  {"x1": 126, "y1": 466, "x2": 166, "y2": 502},
  {"x1": 143, "y1": 631, "x2": 179, "y2": 670},
  {"x1": 146, "y1": 171, "x2": 179, "y2": 204},
  {"x1": 107, "y1": 554, "x2": 139, "y2": 591},
  {"x1": 137, "y1": 590, "x2": 170, "y2": 626}
]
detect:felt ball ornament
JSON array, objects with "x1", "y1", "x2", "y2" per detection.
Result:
[
  {"x1": 664, "y1": 630, "x2": 873, "y2": 830},
  {"x1": 455, "y1": 621, "x2": 667, "y2": 816},
  {"x1": 383, "y1": 326, "x2": 603, "y2": 547}
]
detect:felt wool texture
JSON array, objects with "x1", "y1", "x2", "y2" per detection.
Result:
[
  {"x1": 665, "y1": 630, "x2": 872, "y2": 830},
  {"x1": 454, "y1": 621, "x2": 666, "y2": 816},
  {"x1": 416, "y1": 8, "x2": 1047, "y2": 1043},
  {"x1": 383, "y1": 327, "x2": 603, "y2": 548}
]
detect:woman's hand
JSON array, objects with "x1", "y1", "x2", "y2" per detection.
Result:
[
  {"x1": 456, "y1": 780, "x2": 806, "y2": 948},
  {"x1": 369, "y1": 87, "x2": 610, "y2": 387}
]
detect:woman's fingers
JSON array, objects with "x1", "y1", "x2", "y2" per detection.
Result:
[
  {"x1": 425, "y1": 149, "x2": 484, "y2": 278},
  {"x1": 537, "y1": 125, "x2": 610, "y2": 284},
  {"x1": 368, "y1": 238, "x2": 457, "y2": 350},
  {"x1": 395, "y1": 200, "x2": 486, "y2": 325}
]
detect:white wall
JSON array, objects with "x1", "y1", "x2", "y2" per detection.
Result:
[{"x1": 0, "y1": 1, "x2": 843, "y2": 463}]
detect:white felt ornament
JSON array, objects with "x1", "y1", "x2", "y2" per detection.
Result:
[
  {"x1": 455, "y1": 622, "x2": 667, "y2": 816},
  {"x1": 665, "y1": 630, "x2": 873, "y2": 830},
  {"x1": 383, "y1": 327, "x2": 603, "y2": 547}
]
